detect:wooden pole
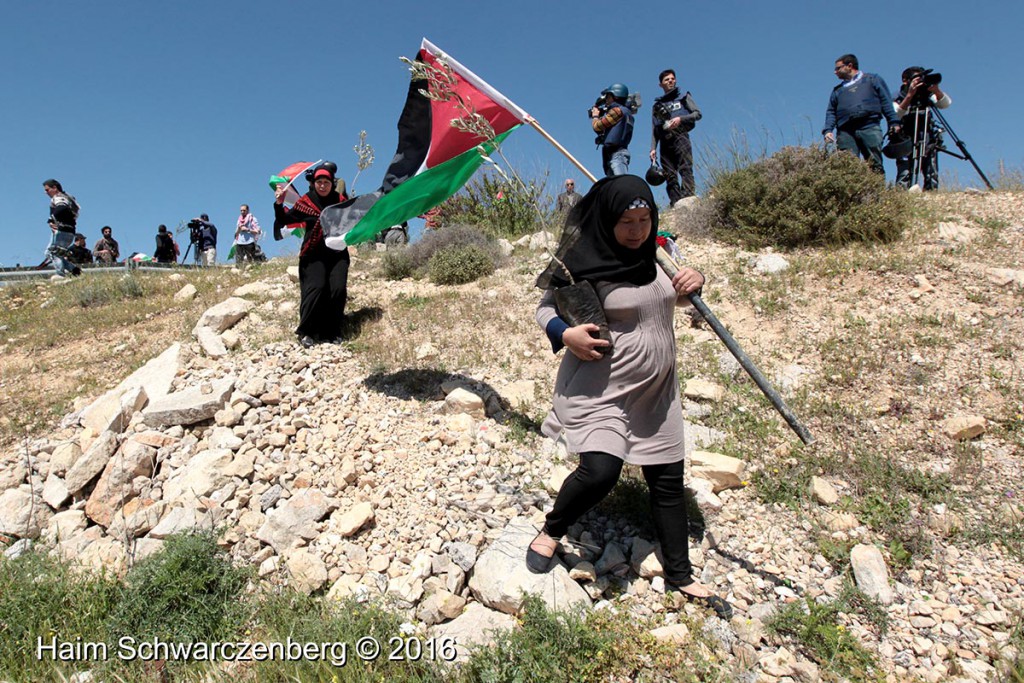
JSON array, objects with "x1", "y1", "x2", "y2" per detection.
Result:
[{"x1": 526, "y1": 117, "x2": 599, "y2": 183}]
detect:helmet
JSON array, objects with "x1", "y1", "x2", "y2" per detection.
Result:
[
  {"x1": 601, "y1": 83, "x2": 629, "y2": 99},
  {"x1": 645, "y1": 164, "x2": 666, "y2": 186},
  {"x1": 882, "y1": 131, "x2": 913, "y2": 159}
]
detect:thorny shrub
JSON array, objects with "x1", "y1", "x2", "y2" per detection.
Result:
[
  {"x1": 381, "y1": 224, "x2": 504, "y2": 282},
  {"x1": 428, "y1": 244, "x2": 496, "y2": 285}
]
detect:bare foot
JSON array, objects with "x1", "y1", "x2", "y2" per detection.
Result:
[{"x1": 529, "y1": 532, "x2": 559, "y2": 559}]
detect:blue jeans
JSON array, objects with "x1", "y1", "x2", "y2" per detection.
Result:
[
  {"x1": 47, "y1": 231, "x2": 76, "y2": 276},
  {"x1": 602, "y1": 147, "x2": 630, "y2": 177},
  {"x1": 837, "y1": 122, "x2": 885, "y2": 176}
]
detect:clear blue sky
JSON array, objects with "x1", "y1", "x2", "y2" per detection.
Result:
[{"x1": 2, "y1": 1, "x2": 1019, "y2": 266}]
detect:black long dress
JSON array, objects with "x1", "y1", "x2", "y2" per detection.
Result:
[{"x1": 273, "y1": 188, "x2": 349, "y2": 340}]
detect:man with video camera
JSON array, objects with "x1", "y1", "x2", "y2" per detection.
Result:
[
  {"x1": 590, "y1": 83, "x2": 636, "y2": 177},
  {"x1": 892, "y1": 67, "x2": 951, "y2": 191},
  {"x1": 192, "y1": 213, "x2": 217, "y2": 266},
  {"x1": 823, "y1": 54, "x2": 901, "y2": 177},
  {"x1": 649, "y1": 69, "x2": 702, "y2": 206}
]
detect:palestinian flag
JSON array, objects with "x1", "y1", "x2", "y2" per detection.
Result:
[
  {"x1": 322, "y1": 39, "x2": 529, "y2": 250},
  {"x1": 269, "y1": 160, "x2": 320, "y2": 240}
]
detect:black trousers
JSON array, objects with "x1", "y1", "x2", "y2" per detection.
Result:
[
  {"x1": 660, "y1": 131, "x2": 695, "y2": 204},
  {"x1": 543, "y1": 451, "x2": 694, "y2": 586},
  {"x1": 297, "y1": 246, "x2": 349, "y2": 340}
]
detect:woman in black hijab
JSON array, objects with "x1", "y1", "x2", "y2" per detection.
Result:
[
  {"x1": 273, "y1": 163, "x2": 348, "y2": 347},
  {"x1": 530, "y1": 175, "x2": 731, "y2": 619}
]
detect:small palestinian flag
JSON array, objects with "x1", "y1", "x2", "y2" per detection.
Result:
[{"x1": 322, "y1": 39, "x2": 529, "y2": 249}]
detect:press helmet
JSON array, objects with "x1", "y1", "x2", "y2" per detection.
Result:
[
  {"x1": 601, "y1": 83, "x2": 629, "y2": 100},
  {"x1": 645, "y1": 164, "x2": 666, "y2": 186}
]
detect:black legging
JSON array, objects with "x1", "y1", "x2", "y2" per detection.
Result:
[
  {"x1": 543, "y1": 451, "x2": 694, "y2": 586},
  {"x1": 297, "y1": 245, "x2": 349, "y2": 340}
]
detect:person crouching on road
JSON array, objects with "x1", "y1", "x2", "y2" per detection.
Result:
[
  {"x1": 273, "y1": 163, "x2": 349, "y2": 348},
  {"x1": 528, "y1": 174, "x2": 733, "y2": 620}
]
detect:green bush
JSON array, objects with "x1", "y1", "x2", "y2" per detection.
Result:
[
  {"x1": 108, "y1": 532, "x2": 250, "y2": 644},
  {"x1": 0, "y1": 549, "x2": 121, "y2": 679},
  {"x1": 428, "y1": 244, "x2": 496, "y2": 285},
  {"x1": 769, "y1": 595, "x2": 878, "y2": 679},
  {"x1": 382, "y1": 224, "x2": 504, "y2": 283},
  {"x1": 435, "y1": 172, "x2": 549, "y2": 238},
  {"x1": 381, "y1": 248, "x2": 416, "y2": 280},
  {"x1": 705, "y1": 145, "x2": 910, "y2": 248}
]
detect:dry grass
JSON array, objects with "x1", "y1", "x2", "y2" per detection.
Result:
[{"x1": 0, "y1": 263, "x2": 292, "y2": 446}]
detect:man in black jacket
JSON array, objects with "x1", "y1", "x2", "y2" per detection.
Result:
[
  {"x1": 196, "y1": 214, "x2": 217, "y2": 266},
  {"x1": 649, "y1": 69, "x2": 702, "y2": 206}
]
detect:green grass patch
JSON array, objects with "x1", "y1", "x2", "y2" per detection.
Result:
[{"x1": 768, "y1": 589, "x2": 880, "y2": 681}]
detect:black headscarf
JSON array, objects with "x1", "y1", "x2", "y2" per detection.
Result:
[{"x1": 537, "y1": 175, "x2": 659, "y2": 289}]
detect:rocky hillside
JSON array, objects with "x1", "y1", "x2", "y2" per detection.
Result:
[{"x1": 1, "y1": 189, "x2": 1023, "y2": 682}]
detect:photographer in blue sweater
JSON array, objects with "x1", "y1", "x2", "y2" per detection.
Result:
[{"x1": 823, "y1": 54, "x2": 901, "y2": 177}]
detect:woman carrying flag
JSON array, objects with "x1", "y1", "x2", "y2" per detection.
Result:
[
  {"x1": 273, "y1": 162, "x2": 348, "y2": 347},
  {"x1": 528, "y1": 175, "x2": 732, "y2": 619}
]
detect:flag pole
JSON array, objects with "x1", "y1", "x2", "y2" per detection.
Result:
[
  {"x1": 526, "y1": 117, "x2": 599, "y2": 184},
  {"x1": 524, "y1": 115, "x2": 813, "y2": 444}
]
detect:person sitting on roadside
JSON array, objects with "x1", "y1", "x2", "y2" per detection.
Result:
[{"x1": 67, "y1": 233, "x2": 93, "y2": 265}]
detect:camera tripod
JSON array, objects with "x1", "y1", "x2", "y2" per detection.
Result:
[
  {"x1": 905, "y1": 105, "x2": 993, "y2": 190},
  {"x1": 179, "y1": 236, "x2": 202, "y2": 266}
]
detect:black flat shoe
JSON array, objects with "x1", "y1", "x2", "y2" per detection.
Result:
[
  {"x1": 299, "y1": 335, "x2": 317, "y2": 348},
  {"x1": 526, "y1": 532, "x2": 558, "y2": 574},
  {"x1": 667, "y1": 583, "x2": 734, "y2": 620}
]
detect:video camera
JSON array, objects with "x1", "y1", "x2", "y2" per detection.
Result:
[
  {"x1": 187, "y1": 219, "x2": 203, "y2": 244},
  {"x1": 915, "y1": 68, "x2": 943, "y2": 88},
  {"x1": 906, "y1": 68, "x2": 943, "y2": 107},
  {"x1": 589, "y1": 92, "x2": 642, "y2": 118}
]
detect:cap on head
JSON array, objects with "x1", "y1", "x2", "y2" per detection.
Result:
[{"x1": 314, "y1": 168, "x2": 334, "y2": 181}]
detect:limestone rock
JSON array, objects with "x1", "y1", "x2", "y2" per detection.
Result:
[
  {"x1": 752, "y1": 253, "x2": 790, "y2": 274},
  {"x1": 850, "y1": 544, "x2": 893, "y2": 605},
  {"x1": 444, "y1": 388, "x2": 486, "y2": 419},
  {"x1": 809, "y1": 477, "x2": 839, "y2": 506},
  {"x1": 95, "y1": 343, "x2": 182, "y2": 407},
  {"x1": 690, "y1": 451, "x2": 745, "y2": 492},
  {"x1": 65, "y1": 430, "x2": 119, "y2": 494},
  {"x1": 430, "y1": 603, "x2": 517, "y2": 661},
  {"x1": 332, "y1": 502, "x2": 375, "y2": 537},
  {"x1": 286, "y1": 549, "x2": 328, "y2": 594},
  {"x1": 195, "y1": 326, "x2": 228, "y2": 358},
  {"x1": 650, "y1": 623, "x2": 690, "y2": 643},
  {"x1": 942, "y1": 415, "x2": 986, "y2": 441},
  {"x1": 822, "y1": 510, "x2": 859, "y2": 531},
  {"x1": 546, "y1": 465, "x2": 572, "y2": 495},
  {"x1": 49, "y1": 442, "x2": 81, "y2": 476},
  {"x1": 85, "y1": 439, "x2": 157, "y2": 527},
  {"x1": 569, "y1": 561, "x2": 598, "y2": 582},
  {"x1": 258, "y1": 490, "x2": 333, "y2": 552},
  {"x1": 192, "y1": 297, "x2": 254, "y2": 335},
  {"x1": 468, "y1": 519, "x2": 590, "y2": 615},
  {"x1": 220, "y1": 329, "x2": 240, "y2": 350},
  {"x1": 149, "y1": 506, "x2": 207, "y2": 539},
  {"x1": 80, "y1": 385, "x2": 148, "y2": 435},
  {"x1": 142, "y1": 376, "x2": 236, "y2": 428},
  {"x1": 417, "y1": 589, "x2": 466, "y2": 625},
  {"x1": 42, "y1": 473, "x2": 70, "y2": 509},
  {"x1": 0, "y1": 488, "x2": 50, "y2": 539},
  {"x1": 688, "y1": 478, "x2": 723, "y2": 511},
  {"x1": 42, "y1": 509, "x2": 88, "y2": 545},
  {"x1": 174, "y1": 284, "x2": 198, "y2": 301},
  {"x1": 630, "y1": 538, "x2": 664, "y2": 578},
  {"x1": 77, "y1": 536, "x2": 128, "y2": 575},
  {"x1": 415, "y1": 343, "x2": 439, "y2": 361},
  {"x1": 163, "y1": 449, "x2": 231, "y2": 503},
  {"x1": 287, "y1": 266, "x2": 300, "y2": 283},
  {"x1": 683, "y1": 379, "x2": 725, "y2": 402},
  {"x1": 501, "y1": 380, "x2": 536, "y2": 408}
]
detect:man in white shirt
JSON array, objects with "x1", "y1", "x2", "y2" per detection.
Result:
[{"x1": 892, "y1": 67, "x2": 952, "y2": 190}]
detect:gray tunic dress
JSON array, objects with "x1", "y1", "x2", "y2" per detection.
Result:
[{"x1": 536, "y1": 269, "x2": 686, "y2": 465}]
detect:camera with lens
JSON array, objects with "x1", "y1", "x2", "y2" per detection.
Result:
[
  {"x1": 187, "y1": 219, "x2": 203, "y2": 244},
  {"x1": 916, "y1": 68, "x2": 942, "y2": 88},
  {"x1": 652, "y1": 101, "x2": 672, "y2": 123},
  {"x1": 908, "y1": 68, "x2": 943, "y2": 107}
]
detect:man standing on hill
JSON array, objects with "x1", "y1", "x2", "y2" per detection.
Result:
[
  {"x1": 555, "y1": 179, "x2": 581, "y2": 214},
  {"x1": 233, "y1": 204, "x2": 262, "y2": 265},
  {"x1": 649, "y1": 69, "x2": 702, "y2": 206},
  {"x1": 823, "y1": 54, "x2": 901, "y2": 176},
  {"x1": 195, "y1": 213, "x2": 217, "y2": 266},
  {"x1": 590, "y1": 83, "x2": 634, "y2": 177},
  {"x1": 93, "y1": 225, "x2": 120, "y2": 264}
]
